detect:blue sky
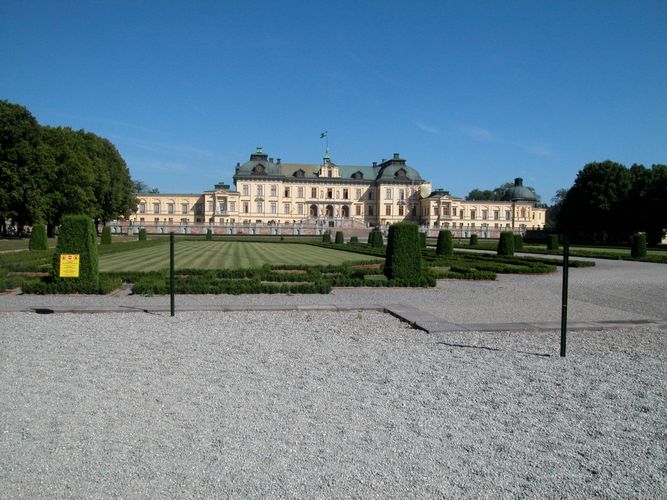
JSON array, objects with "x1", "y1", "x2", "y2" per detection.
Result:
[{"x1": 1, "y1": 1, "x2": 665, "y2": 203}]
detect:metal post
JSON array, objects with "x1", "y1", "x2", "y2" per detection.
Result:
[
  {"x1": 560, "y1": 235, "x2": 569, "y2": 357},
  {"x1": 169, "y1": 232, "x2": 175, "y2": 317}
]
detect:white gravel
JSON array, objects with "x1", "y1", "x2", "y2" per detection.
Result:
[{"x1": 1, "y1": 310, "x2": 665, "y2": 497}]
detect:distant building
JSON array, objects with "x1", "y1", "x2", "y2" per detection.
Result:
[{"x1": 125, "y1": 148, "x2": 546, "y2": 236}]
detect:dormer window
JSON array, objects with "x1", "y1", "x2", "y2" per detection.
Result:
[
  {"x1": 294, "y1": 169, "x2": 305, "y2": 177},
  {"x1": 352, "y1": 171, "x2": 364, "y2": 180},
  {"x1": 395, "y1": 168, "x2": 408, "y2": 179}
]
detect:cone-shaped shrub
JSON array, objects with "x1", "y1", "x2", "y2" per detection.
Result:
[
  {"x1": 335, "y1": 231, "x2": 344, "y2": 244},
  {"x1": 419, "y1": 232, "x2": 427, "y2": 249},
  {"x1": 368, "y1": 229, "x2": 384, "y2": 248},
  {"x1": 513, "y1": 234, "x2": 523, "y2": 251},
  {"x1": 322, "y1": 232, "x2": 331, "y2": 243},
  {"x1": 631, "y1": 233, "x2": 647, "y2": 258},
  {"x1": 206, "y1": 229, "x2": 213, "y2": 241},
  {"x1": 52, "y1": 215, "x2": 99, "y2": 286},
  {"x1": 436, "y1": 230, "x2": 453, "y2": 256},
  {"x1": 138, "y1": 228, "x2": 147, "y2": 241},
  {"x1": 349, "y1": 236, "x2": 359, "y2": 244},
  {"x1": 497, "y1": 231, "x2": 515, "y2": 256},
  {"x1": 470, "y1": 234, "x2": 478, "y2": 246},
  {"x1": 29, "y1": 224, "x2": 48, "y2": 251},
  {"x1": 547, "y1": 234, "x2": 559, "y2": 251},
  {"x1": 384, "y1": 222, "x2": 422, "y2": 279},
  {"x1": 101, "y1": 226, "x2": 112, "y2": 245}
]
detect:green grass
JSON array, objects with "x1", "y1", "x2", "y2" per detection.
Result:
[
  {"x1": 0, "y1": 238, "x2": 57, "y2": 251},
  {"x1": 99, "y1": 241, "x2": 381, "y2": 272}
]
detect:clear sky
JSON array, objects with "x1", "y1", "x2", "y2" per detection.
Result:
[{"x1": 1, "y1": 1, "x2": 665, "y2": 203}]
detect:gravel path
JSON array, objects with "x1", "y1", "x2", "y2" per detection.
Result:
[{"x1": 1, "y1": 310, "x2": 665, "y2": 497}]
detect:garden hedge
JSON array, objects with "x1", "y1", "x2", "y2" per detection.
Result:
[
  {"x1": 349, "y1": 236, "x2": 359, "y2": 244},
  {"x1": 206, "y1": 229, "x2": 213, "y2": 241},
  {"x1": 101, "y1": 226, "x2": 112, "y2": 245},
  {"x1": 368, "y1": 229, "x2": 384, "y2": 248},
  {"x1": 497, "y1": 231, "x2": 515, "y2": 256},
  {"x1": 436, "y1": 230, "x2": 453, "y2": 256},
  {"x1": 52, "y1": 214, "x2": 99, "y2": 287},
  {"x1": 547, "y1": 234, "x2": 559, "y2": 251},
  {"x1": 384, "y1": 222, "x2": 422, "y2": 279},
  {"x1": 322, "y1": 232, "x2": 331, "y2": 243},
  {"x1": 419, "y1": 232, "x2": 427, "y2": 250},
  {"x1": 29, "y1": 224, "x2": 48, "y2": 251},
  {"x1": 631, "y1": 233, "x2": 647, "y2": 258},
  {"x1": 513, "y1": 234, "x2": 523, "y2": 251},
  {"x1": 469, "y1": 234, "x2": 478, "y2": 246},
  {"x1": 335, "y1": 231, "x2": 344, "y2": 244},
  {"x1": 138, "y1": 228, "x2": 147, "y2": 241}
]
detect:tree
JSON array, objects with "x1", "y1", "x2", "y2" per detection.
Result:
[
  {"x1": 133, "y1": 180, "x2": 160, "y2": 194},
  {"x1": 546, "y1": 188, "x2": 568, "y2": 229},
  {"x1": 559, "y1": 161, "x2": 632, "y2": 243}
]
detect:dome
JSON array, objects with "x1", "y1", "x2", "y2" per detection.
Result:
[{"x1": 503, "y1": 178, "x2": 537, "y2": 202}]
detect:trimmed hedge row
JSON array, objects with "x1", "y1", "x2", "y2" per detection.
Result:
[
  {"x1": 29, "y1": 224, "x2": 48, "y2": 251},
  {"x1": 138, "y1": 228, "x2": 147, "y2": 241},
  {"x1": 101, "y1": 226, "x2": 112, "y2": 245},
  {"x1": 367, "y1": 229, "x2": 384, "y2": 248},
  {"x1": 335, "y1": 231, "x2": 344, "y2": 244},
  {"x1": 631, "y1": 233, "x2": 647, "y2": 259},
  {"x1": 497, "y1": 232, "x2": 515, "y2": 256},
  {"x1": 52, "y1": 215, "x2": 99, "y2": 287},
  {"x1": 21, "y1": 275, "x2": 121, "y2": 295},
  {"x1": 436, "y1": 230, "x2": 453, "y2": 256},
  {"x1": 384, "y1": 222, "x2": 422, "y2": 279}
]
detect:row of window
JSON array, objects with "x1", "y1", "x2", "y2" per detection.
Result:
[
  {"x1": 138, "y1": 202, "x2": 190, "y2": 215},
  {"x1": 430, "y1": 206, "x2": 535, "y2": 220},
  {"x1": 238, "y1": 185, "x2": 409, "y2": 201}
]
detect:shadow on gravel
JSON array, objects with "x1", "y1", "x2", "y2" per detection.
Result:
[
  {"x1": 437, "y1": 341, "x2": 552, "y2": 358},
  {"x1": 32, "y1": 308, "x2": 54, "y2": 314}
]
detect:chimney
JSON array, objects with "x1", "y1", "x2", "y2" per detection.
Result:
[
  {"x1": 269, "y1": 157, "x2": 274, "y2": 163},
  {"x1": 393, "y1": 153, "x2": 400, "y2": 160},
  {"x1": 515, "y1": 177, "x2": 523, "y2": 186},
  {"x1": 276, "y1": 158, "x2": 281, "y2": 164},
  {"x1": 372, "y1": 162, "x2": 377, "y2": 167}
]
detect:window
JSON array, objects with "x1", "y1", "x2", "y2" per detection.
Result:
[
  {"x1": 257, "y1": 185, "x2": 264, "y2": 197},
  {"x1": 482, "y1": 210, "x2": 488, "y2": 220},
  {"x1": 153, "y1": 202, "x2": 161, "y2": 214},
  {"x1": 257, "y1": 202, "x2": 263, "y2": 212},
  {"x1": 356, "y1": 188, "x2": 362, "y2": 199},
  {"x1": 327, "y1": 188, "x2": 333, "y2": 199},
  {"x1": 242, "y1": 185, "x2": 249, "y2": 196},
  {"x1": 398, "y1": 205, "x2": 404, "y2": 216},
  {"x1": 399, "y1": 189, "x2": 405, "y2": 201},
  {"x1": 327, "y1": 170, "x2": 332, "y2": 178},
  {"x1": 270, "y1": 185, "x2": 277, "y2": 197},
  {"x1": 271, "y1": 202, "x2": 277, "y2": 214},
  {"x1": 521, "y1": 207, "x2": 526, "y2": 218},
  {"x1": 368, "y1": 190, "x2": 374, "y2": 200},
  {"x1": 298, "y1": 187, "x2": 304, "y2": 198},
  {"x1": 208, "y1": 201, "x2": 214, "y2": 213},
  {"x1": 167, "y1": 203, "x2": 174, "y2": 214},
  {"x1": 311, "y1": 187, "x2": 317, "y2": 198},
  {"x1": 368, "y1": 205, "x2": 375, "y2": 216},
  {"x1": 243, "y1": 202, "x2": 249, "y2": 213},
  {"x1": 470, "y1": 210, "x2": 476, "y2": 219},
  {"x1": 229, "y1": 201, "x2": 235, "y2": 212},
  {"x1": 433, "y1": 206, "x2": 438, "y2": 216},
  {"x1": 297, "y1": 204, "x2": 303, "y2": 215},
  {"x1": 168, "y1": 218, "x2": 173, "y2": 224},
  {"x1": 505, "y1": 210, "x2": 511, "y2": 220},
  {"x1": 283, "y1": 203, "x2": 289, "y2": 214},
  {"x1": 460, "y1": 208, "x2": 465, "y2": 218},
  {"x1": 343, "y1": 189, "x2": 349, "y2": 199},
  {"x1": 284, "y1": 187, "x2": 290, "y2": 197},
  {"x1": 356, "y1": 205, "x2": 361, "y2": 216},
  {"x1": 494, "y1": 210, "x2": 499, "y2": 220},
  {"x1": 385, "y1": 188, "x2": 392, "y2": 199},
  {"x1": 385, "y1": 205, "x2": 391, "y2": 216},
  {"x1": 442, "y1": 205, "x2": 450, "y2": 216},
  {"x1": 139, "y1": 203, "x2": 146, "y2": 214},
  {"x1": 154, "y1": 218, "x2": 159, "y2": 224},
  {"x1": 181, "y1": 203, "x2": 188, "y2": 215},
  {"x1": 140, "y1": 217, "x2": 144, "y2": 223}
]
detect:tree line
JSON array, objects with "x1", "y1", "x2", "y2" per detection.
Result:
[{"x1": 0, "y1": 100, "x2": 137, "y2": 236}]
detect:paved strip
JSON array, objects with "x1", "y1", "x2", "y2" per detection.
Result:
[{"x1": 2, "y1": 302, "x2": 665, "y2": 333}]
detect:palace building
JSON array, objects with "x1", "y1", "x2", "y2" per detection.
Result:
[{"x1": 124, "y1": 148, "x2": 547, "y2": 236}]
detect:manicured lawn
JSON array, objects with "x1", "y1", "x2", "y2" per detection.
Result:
[
  {"x1": 99, "y1": 241, "x2": 379, "y2": 272},
  {"x1": 0, "y1": 238, "x2": 57, "y2": 251}
]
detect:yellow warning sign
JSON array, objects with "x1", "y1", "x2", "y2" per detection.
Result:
[{"x1": 59, "y1": 254, "x2": 80, "y2": 278}]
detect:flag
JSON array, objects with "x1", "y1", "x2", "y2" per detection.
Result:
[{"x1": 320, "y1": 131, "x2": 327, "y2": 139}]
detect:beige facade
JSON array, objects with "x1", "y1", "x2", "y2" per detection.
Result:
[{"x1": 126, "y1": 148, "x2": 547, "y2": 234}]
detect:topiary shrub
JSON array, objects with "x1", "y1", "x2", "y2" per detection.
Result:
[
  {"x1": 513, "y1": 234, "x2": 523, "y2": 251},
  {"x1": 335, "y1": 231, "x2": 344, "y2": 244},
  {"x1": 138, "y1": 228, "x2": 147, "y2": 241},
  {"x1": 469, "y1": 234, "x2": 478, "y2": 246},
  {"x1": 631, "y1": 233, "x2": 647, "y2": 259},
  {"x1": 419, "y1": 232, "x2": 427, "y2": 249},
  {"x1": 322, "y1": 232, "x2": 331, "y2": 243},
  {"x1": 436, "y1": 230, "x2": 454, "y2": 256},
  {"x1": 497, "y1": 231, "x2": 515, "y2": 256},
  {"x1": 206, "y1": 229, "x2": 213, "y2": 241},
  {"x1": 29, "y1": 224, "x2": 48, "y2": 251},
  {"x1": 349, "y1": 236, "x2": 359, "y2": 244},
  {"x1": 384, "y1": 222, "x2": 422, "y2": 279},
  {"x1": 52, "y1": 214, "x2": 99, "y2": 287},
  {"x1": 101, "y1": 226, "x2": 112, "y2": 245},
  {"x1": 368, "y1": 229, "x2": 384, "y2": 248},
  {"x1": 547, "y1": 234, "x2": 559, "y2": 251}
]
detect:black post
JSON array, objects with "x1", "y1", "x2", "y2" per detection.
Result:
[
  {"x1": 170, "y1": 232, "x2": 175, "y2": 317},
  {"x1": 560, "y1": 235, "x2": 569, "y2": 357}
]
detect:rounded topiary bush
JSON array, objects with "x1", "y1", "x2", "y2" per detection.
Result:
[
  {"x1": 368, "y1": 229, "x2": 384, "y2": 248},
  {"x1": 101, "y1": 226, "x2": 112, "y2": 245},
  {"x1": 138, "y1": 228, "x2": 147, "y2": 241},
  {"x1": 52, "y1": 215, "x2": 99, "y2": 287},
  {"x1": 322, "y1": 232, "x2": 331, "y2": 243},
  {"x1": 513, "y1": 234, "x2": 523, "y2": 251},
  {"x1": 29, "y1": 224, "x2": 48, "y2": 251},
  {"x1": 335, "y1": 231, "x2": 344, "y2": 244},
  {"x1": 470, "y1": 234, "x2": 478, "y2": 246},
  {"x1": 384, "y1": 222, "x2": 422, "y2": 279},
  {"x1": 419, "y1": 232, "x2": 427, "y2": 250},
  {"x1": 547, "y1": 234, "x2": 559, "y2": 251},
  {"x1": 206, "y1": 229, "x2": 213, "y2": 241},
  {"x1": 436, "y1": 230, "x2": 453, "y2": 256},
  {"x1": 631, "y1": 233, "x2": 647, "y2": 259},
  {"x1": 497, "y1": 231, "x2": 515, "y2": 256},
  {"x1": 349, "y1": 236, "x2": 359, "y2": 244}
]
